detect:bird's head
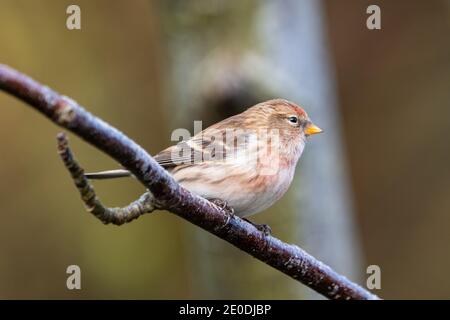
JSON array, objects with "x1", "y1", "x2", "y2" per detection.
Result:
[
  {"x1": 240, "y1": 99, "x2": 323, "y2": 167},
  {"x1": 246, "y1": 98, "x2": 322, "y2": 140}
]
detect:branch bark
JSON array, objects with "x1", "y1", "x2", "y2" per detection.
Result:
[
  {"x1": 57, "y1": 133, "x2": 156, "y2": 225},
  {"x1": 0, "y1": 64, "x2": 379, "y2": 300}
]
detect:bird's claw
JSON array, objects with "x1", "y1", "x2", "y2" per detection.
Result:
[
  {"x1": 256, "y1": 224, "x2": 272, "y2": 236},
  {"x1": 210, "y1": 199, "x2": 271, "y2": 235},
  {"x1": 210, "y1": 198, "x2": 234, "y2": 216}
]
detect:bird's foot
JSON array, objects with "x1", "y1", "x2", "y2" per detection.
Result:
[
  {"x1": 209, "y1": 198, "x2": 235, "y2": 216},
  {"x1": 243, "y1": 218, "x2": 272, "y2": 236},
  {"x1": 210, "y1": 198, "x2": 235, "y2": 230}
]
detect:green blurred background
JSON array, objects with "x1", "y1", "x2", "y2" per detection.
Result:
[{"x1": 0, "y1": 0, "x2": 449, "y2": 299}]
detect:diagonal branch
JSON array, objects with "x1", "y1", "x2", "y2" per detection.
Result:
[{"x1": 0, "y1": 64, "x2": 380, "y2": 300}]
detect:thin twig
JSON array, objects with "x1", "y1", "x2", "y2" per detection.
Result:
[
  {"x1": 0, "y1": 64, "x2": 380, "y2": 300},
  {"x1": 56, "y1": 133, "x2": 155, "y2": 225}
]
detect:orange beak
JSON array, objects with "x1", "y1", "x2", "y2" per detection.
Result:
[{"x1": 305, "y1": 122, "x2": 323, "y2": 136}]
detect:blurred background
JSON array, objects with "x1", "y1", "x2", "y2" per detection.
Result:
[{"x1": 0, "y1": 0, "x2": 449, "y2": 299}]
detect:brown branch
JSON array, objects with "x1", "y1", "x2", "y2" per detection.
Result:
[
  {"x1": 57, "y1": 133, "x2": 156, "y2": 225},
  {"x1": 0, "y1": 64, "x2": 380, "y2": 300}
]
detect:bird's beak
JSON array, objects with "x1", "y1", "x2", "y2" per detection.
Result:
[{"x1": 305, "y1": 122, "x2": 323, "y2": 136}]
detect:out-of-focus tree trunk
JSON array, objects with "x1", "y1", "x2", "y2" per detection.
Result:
[
  {"x1": 161, "y1": 0, "x2": 362, "y2": 299},
  {"x1": 257, "y1": 0, "x2": 363, "y2": 298}
]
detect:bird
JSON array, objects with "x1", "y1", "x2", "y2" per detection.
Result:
[{"x1": 85, "y1": 99, "x2": 322, "y2": 233}]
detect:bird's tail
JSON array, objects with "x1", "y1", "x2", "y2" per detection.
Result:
[{"x1": 85, "y1": 169, "x2": 132, "y2": 180}]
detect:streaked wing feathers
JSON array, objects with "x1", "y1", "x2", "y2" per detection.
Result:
[{"x1": 154, "y1": 125, "x2": 250, "y2": 168}]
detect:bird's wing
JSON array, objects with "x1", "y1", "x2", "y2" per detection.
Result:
[
  {"x1": 155, "y1": 113, "x2": 256, "y2": 168},
  {"x1": 155, "y1": 127, "x2": 251, "y2": 168},
  {"x1": 85, "y1": 114, "x2": 252, "y2": 179}
]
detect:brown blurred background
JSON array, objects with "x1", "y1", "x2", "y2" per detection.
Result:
[{"x1": 0, "y1": 0, "x2": 449, "y2": 299}]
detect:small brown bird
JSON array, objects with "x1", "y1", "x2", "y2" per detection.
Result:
[{"x1": 86, "y1": 99, "x2": 322, "y2": 230}]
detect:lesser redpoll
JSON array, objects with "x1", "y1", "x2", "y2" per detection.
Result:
[{"x1": 86, "y1": 99, "x2": 322, "y2": 225}]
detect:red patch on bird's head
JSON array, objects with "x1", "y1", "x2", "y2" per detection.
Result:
[
  {"x1": 289, "y1": 102, "x2": 308, "y2": 118},
  {"x1": 265, "y1": 99, "x2": 308, "y2": 119}
]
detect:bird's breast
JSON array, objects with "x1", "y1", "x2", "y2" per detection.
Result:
[{"x1": 171, "y1": 160, "x2": 295, "y2": 217}]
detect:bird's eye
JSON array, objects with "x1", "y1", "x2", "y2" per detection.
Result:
[{"x1": 288, "y1": 116, "x2": 298, "y2": 124}]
